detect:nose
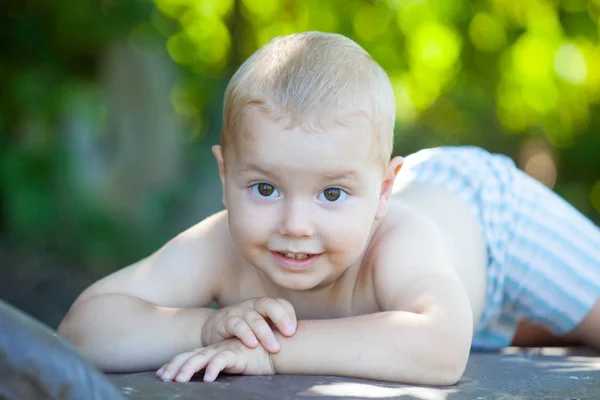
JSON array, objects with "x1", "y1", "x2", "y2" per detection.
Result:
[{"x1": 279, "y1": 199, "x2": 314, "y2": 238}]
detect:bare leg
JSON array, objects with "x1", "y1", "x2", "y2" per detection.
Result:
[
  {"x1": 512, "y1": 298, "x2": 600, "y2": 349},
  {"x1": 568, "y1": 298, "x2": 600, "y2": 350},
  {"x1": 511, "y1": 320, "x2": 580, "y2": 347}
]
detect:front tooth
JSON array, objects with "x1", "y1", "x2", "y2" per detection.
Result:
[{"x1": 283, "y1": 252, "x2": 309, "y2": 260}]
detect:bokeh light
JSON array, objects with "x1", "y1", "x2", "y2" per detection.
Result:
[{"x1": 1, "y1": 0, "x2": 598, "y2": 331}]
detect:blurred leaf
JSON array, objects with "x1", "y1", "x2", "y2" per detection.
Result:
[{"x1": 1, "y1": 0, "x2": 599, "y2": 277}]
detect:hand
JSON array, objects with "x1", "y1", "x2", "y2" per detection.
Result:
[
  {"x1": 201, "y1": 297, "x2": 296, "y2": 353},
  {"x1": 156, "y1": 338, "x2": 275, "y2": 382}
]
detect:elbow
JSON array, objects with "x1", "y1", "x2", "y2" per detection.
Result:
[
  {"x1": 386, "y1": 337, "x2": 469, "y2": 386},
  {"x1": 432, "y1": 350, "x2": 469, "y2": 386},
  {"x1": 57, "y1": 299, "x2": 99, "y2": 353},
  {"x1": 384, "y1": 325, "x2": 471, "y2": 386},
  {"x1": 432, "y1": 299, "x2": 474, "y2": 386},
  {"x1": 57, "y1": 299, "x2": 90, "y2": 342},
  {"x1": 415, "y1": 342, "x2": 469, "y2": 386},
  {"x1": 58, "y1": 319, "x2": 94, "y2": 367},
  {"x1": 57, "y1": 313, "x2": 79, "y2": 346},
  {"x1": 429, "y1": 326, "x2": 472, "y2": 386},
  {"x1": 404, "y1": 315, "x2": 471, "y2": 386}
]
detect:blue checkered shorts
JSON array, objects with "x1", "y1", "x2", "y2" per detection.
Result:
[{"x1": 402, "y1": 146, "x2": 600, "y2": 350}]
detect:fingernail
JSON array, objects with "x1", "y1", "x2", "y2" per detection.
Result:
[
  {"x1": 175, "y1": 373, "x2": 185, "y2": 382},
  {"x1": 286, "y1": 323, "x2": 296, "y2": 334}
]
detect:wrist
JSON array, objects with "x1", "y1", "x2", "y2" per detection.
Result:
[
  {"x1": 269, "y1": 329, "x2": 283, "y2": 374},
  {"x1": 171, "y1": 306, "x2": 216, "y2": 349},
  {"x1": 199, "y1": 308, "x2": 217, "y2": 347},
  {"x1": 270, "y1": 321, "x2": 300, "y2": 374}
]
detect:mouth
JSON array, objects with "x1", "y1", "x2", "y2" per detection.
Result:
[
  {"x1": 270, "y1": 251, "x2": 321, "y2": 271},
  {"x1": 279, "y1": 252, "x2": 312, "y2": 260}
]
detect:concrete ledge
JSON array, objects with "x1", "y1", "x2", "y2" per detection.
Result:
[
  {"x1": 107, "y1": 347, "x2": 600, "y2": 399},
  {"x1": 2, "y1": 299, "x2": 597, "y2": 399}
]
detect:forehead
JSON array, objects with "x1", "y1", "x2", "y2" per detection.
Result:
[{"x1": 229, "y1": 107, "x2": 378, "y2": 174}]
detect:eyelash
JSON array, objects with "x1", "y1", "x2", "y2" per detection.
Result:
[
  {"x1": 249, "y1": 183, "x2": 349, "y2": 203},
  {"x1": 317, "y1": 187, "x2": 348, "y2": 203},
  {"x1": 250, "y1": 183, "x2": 280, "y2": 198}
]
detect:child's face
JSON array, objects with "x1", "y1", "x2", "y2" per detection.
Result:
[{"x1": 214, "y1": 108, "x2": 394, "y2": 291}]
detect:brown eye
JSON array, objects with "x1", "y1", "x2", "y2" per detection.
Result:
[
  {"x1": 257, "y1": 183, "x2": 275, "y2": 197},
  {"x1": 323, "y1": 188, "x2": 341, "y2": 202}
]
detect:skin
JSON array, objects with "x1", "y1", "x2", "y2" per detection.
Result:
[
  {"x1": 154, "y1": 107, "x2": 473, "y2": 384},
  {"x1": 58, "y1": 107, "x2": 600, "y2": 385}
]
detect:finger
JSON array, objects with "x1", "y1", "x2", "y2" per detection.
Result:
[
  {"x1": 244, "y1": 309, "x2": 280, "y2": 353},
  {"x1": 160, "y1": 351, "x2": 198, "y2": 381},
  {"x1": 155, "y1": 364, "x2": 167, "y2": 378},
  {"x1": 225, "y1": 316, "x2": 259, "y2": 348},
  {"x1": 275, "y1": 298, "x2": 297, "y2": 336},
  {"x1": 203, "y1": 350, "x2": 241, "y2": 382},
  {"x1": 174, "y1": 351, "x2": 215, "y2": 383},
  {"x1": 254, "y1": 298, "x2": 295, "y2": 337}
]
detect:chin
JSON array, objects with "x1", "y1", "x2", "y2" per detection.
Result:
[
  {"x1": 272, "y1": 273, "x2": 326, "y2": 292},
  {"x1": 278, "y1": 272, "x2": 344, "y2": 292}
]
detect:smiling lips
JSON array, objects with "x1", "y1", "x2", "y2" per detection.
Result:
[
  {"x1": 271, "y1": 251, "x2": 321, "y2": 271},
  {"x1": 280, "y1": 252, "x2": 311, "y2": 260}
]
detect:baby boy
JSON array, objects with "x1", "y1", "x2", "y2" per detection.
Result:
[{"x1": 58, "y1": 31, "x2": 600, "y2": 386}]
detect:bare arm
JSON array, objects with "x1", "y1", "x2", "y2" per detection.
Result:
[
  {"x1": 61, "y1": 294, "x2": 215, "y2": 372},
  {"x1": 272, "y1": 217, "x2": 473, "y2": 385},
  {"x1": 272, "y1": 312, "x2": 464, "y2": 385},
  {"x1": 58, "y1": 212, "x2": 229, "y2": 372}
]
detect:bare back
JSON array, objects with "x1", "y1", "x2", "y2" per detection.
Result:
[{"x1": 390, "y1": 180, "x2": 488, "y2": 327}]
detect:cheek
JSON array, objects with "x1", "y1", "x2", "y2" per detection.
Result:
[
  {"x1": 227, "y1": 191, "x2": 275, "y2": 246},
  {"x1": 321, "y1": 199, "x2": 378, "y2": 257}
]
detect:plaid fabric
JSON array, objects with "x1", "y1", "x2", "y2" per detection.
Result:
[{"x1": 401, "y1": 146, "x2": 600, "y2": 350}]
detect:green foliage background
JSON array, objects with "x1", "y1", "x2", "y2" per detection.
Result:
[{"x1": 1, "y1": 0, "x2": 599, "y2": 281}]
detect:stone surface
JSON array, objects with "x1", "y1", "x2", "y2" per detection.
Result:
[
  {"x1": 2, "y1": 299, "x2": 598, "y2": 399},
  {"x1": 0, "y1": 300, "x2": 125, "y2": 400},
  {"x1": 107, "y1": 347, "x2": 600, "y2": 400}
]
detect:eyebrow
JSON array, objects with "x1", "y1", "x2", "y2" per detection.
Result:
[
  {"x1": 321, "y1": 171, "x2": 359, "y2": 181},
  {"x1": 237, "y1": 164, "x2": 275, "y2": 178},
  {"x1": 238, "y1": 164, "x2": 358, "y2": 181}
]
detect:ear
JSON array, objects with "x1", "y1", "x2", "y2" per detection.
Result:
[
  {"x1": 375, "y1": 156, "x2": 404, "y2": 220},
  {"x1": 212, "y1": 145, "x2": 227, "y2": 208}
]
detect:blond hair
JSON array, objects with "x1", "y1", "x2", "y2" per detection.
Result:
[{"x1": 220, "y1": 31, "x2": 396, "y2": 167}]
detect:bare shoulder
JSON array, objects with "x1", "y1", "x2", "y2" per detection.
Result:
[
  {"x1": 369, "y1": 205, "x2": 464, "y2": 312},
  {"x1": 74, "y1": 210, "x2": 237, "y2": 309}
]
